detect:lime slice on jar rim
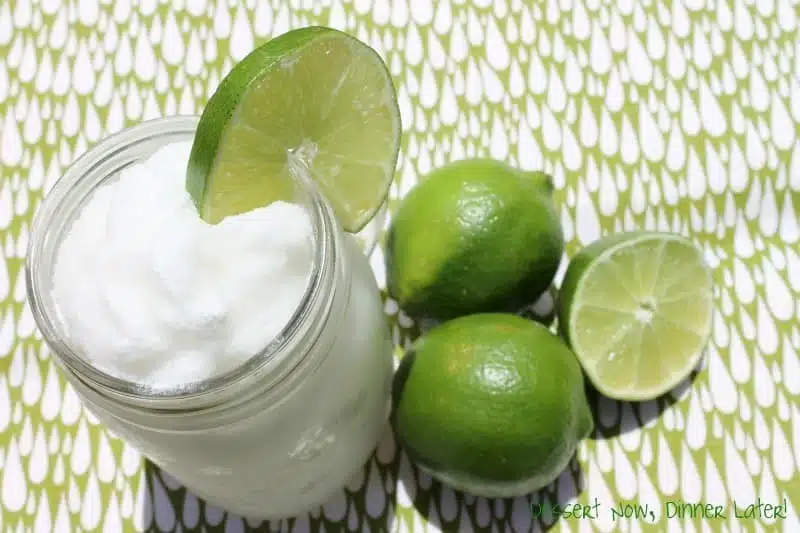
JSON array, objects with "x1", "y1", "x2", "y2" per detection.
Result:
[{"x1": 185, "y1": 26, "x2": 401, "y2": 235}]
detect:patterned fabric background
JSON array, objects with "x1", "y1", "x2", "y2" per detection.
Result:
[{"x1": 1, "y1": 0, "x2": 799, "y2": 531}]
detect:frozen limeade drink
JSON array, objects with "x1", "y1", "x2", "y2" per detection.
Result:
[{"x1": 26, "y1": 27, "x2": 401, "y2": 518}]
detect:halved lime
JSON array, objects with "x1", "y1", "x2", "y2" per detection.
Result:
[
  {"x1": 558, "y1": 232, "x2": 713, "y2": 401},
  {"x1": 186, "y1": 26, "x2": 401, "y2": 232}
]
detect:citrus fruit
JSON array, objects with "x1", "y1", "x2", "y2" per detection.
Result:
[
  {"x1": 392, "y1": 313, "x2": 593, "y2": 498},
  {"x1": 385, "y1": 159, "x2": 564, "y2": 321},
  {"x1": 186, "y1": 26, "x2": 401, "y2": 232},
  {"x1": 558, "y1": 231, "x2": 713, "y2": 401}
]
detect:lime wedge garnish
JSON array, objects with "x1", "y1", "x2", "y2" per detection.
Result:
[
  {"x1": 186, "y1": 26, "x2": 401, "y2": 232},
  {"x1": 558, "y1": 232, "x2": 713, "y2": 401}
]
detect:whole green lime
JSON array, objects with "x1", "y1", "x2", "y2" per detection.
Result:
[
  {"x1": 392, "y1": 313, "x2": 593, "y2": 498},
  {"x1": 385, "y1": 159, "x2": 563, "y2": 321}
]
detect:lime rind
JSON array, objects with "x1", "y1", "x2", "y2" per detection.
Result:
[{"x1": 566, "y1": 233, "x2": 713, "y2": 401}]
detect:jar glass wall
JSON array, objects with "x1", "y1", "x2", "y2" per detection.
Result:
[{"x1": 25, "y1": 116, "x2": 394, "y2": 518}]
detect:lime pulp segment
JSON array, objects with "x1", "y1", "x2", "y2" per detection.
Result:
[
  {"x1": 565, "y1": 233, "x2": 713, "y2": 401},
  {"x1": 186, "y1": 27, "x2": 401, "y2": 232}
]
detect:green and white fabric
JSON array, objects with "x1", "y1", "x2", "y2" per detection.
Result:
[{"x1": 0, "y1": 0, "x2": 798, "y2": 531}]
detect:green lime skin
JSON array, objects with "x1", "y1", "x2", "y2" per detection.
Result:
[
  {"x1": 385, "y1": 159, "x2": 564, "y2": 322},
  {"x1": 392, "y1": 313, "x2": 594, "y2": 498}
]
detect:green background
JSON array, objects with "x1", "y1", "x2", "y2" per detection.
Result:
[{"x1": 0, "y1": 0, "x2": 798, "y2": 531}]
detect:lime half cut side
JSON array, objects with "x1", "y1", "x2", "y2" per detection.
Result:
[
  {"x1": 186, "y1": 26, "x2": 401, "y2": 233},
  {"x1": 559, "y1": 232, "x2": 714, "y2": 401}
]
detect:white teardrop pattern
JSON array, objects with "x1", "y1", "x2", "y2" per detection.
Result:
[{"x1": 1, "y1": 0, "x2": 798, "y2": 531}]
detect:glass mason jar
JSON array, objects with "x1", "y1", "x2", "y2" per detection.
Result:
[{"x1": 25, "y1": 116, "x2": 394, "y2": 518}]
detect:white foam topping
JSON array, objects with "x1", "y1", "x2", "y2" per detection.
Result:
[{"x1": 51, "y1": 141, "x2": 314, "y2": 389}]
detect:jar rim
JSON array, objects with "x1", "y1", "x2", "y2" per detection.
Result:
[{"x1": 25, "y1": 115, "x2": 337, "y2": 406}]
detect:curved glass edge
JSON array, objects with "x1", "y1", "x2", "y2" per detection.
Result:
[{"x1": 25, "y1": 115, "x2": 333, "y2": 407}]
